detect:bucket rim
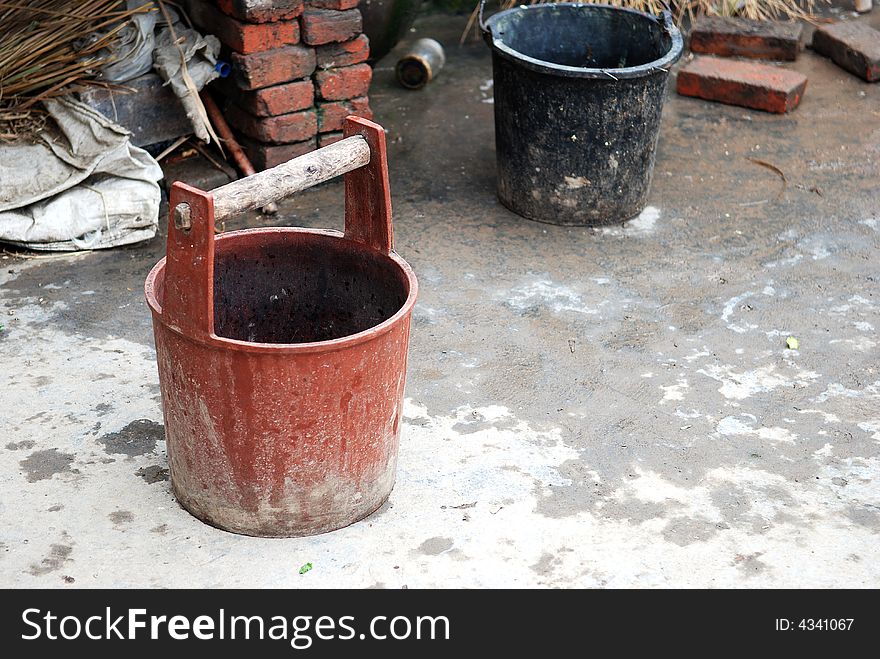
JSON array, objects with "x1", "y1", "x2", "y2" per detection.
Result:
[
  {"x1": 144, "y1": 226, "x2": 419, "y2": 354},
  {"x1": 483, "y1": 3, "x2": 684, "y2": 79}
]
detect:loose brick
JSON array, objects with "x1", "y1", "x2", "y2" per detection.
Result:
[
  {"x1": 219, "y1": 78, "x2": 313, "y2": 116},
  {"x1": 316, "y1": 34, "x2": 371, "y2": 69},
  {"x1": 301, "y1": 9, "x2": 362, "y2": 45},
  {"x1": 187, "y1": 1, "x2": 299, "y2": 54},
  {"x1": 217, "y1": 0, "x2": 303, "y2": 23},
  {"x1": 812, "y1": 21, "x2": 880, "y2": 82},
  {"x1": 314, "y1": 63, "x2": 372, "y2": 101},
  {"x1": 318, "y1": 131, "x2": 344, "y2": 147},
  {"x1": 317, "y1": 97, "x2": 372, "y2": 132},
  {"x1": 306, "y1": 0, "x2": 359, "y2": 9},
  {"x1": 690, "y1": 16, "x2": 803, "y2": 61},
  {"x1": 240, "y1": 135, "x2": 316, "y2": 170},
  {"x1": 231, "y1": 45, "x2": 316, "y2": 90},
  {"x1": 676, "y1": 56, "x2": 807, "y2": 113},
  {"x1": 226, "y1": 105, "x2": 317, "y2": 143}
]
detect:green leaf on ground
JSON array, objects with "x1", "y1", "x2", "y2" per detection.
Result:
[{"x1": 298, "y1": 562, "x2": 313, "y2": 575}]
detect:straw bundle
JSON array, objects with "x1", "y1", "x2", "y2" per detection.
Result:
[
  {"x1": 464, "y1": 0, "x2": 821, "y2": 43},
  {"x1": 556, "y1": 0, "x2": 818, "y2": 22},
  {"x1": 0, "y1": 0, "x2": 150, "y2": 138}
]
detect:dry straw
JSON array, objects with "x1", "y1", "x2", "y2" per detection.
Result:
[
  {"x1": 0, "y1": 0, "x2": 151, "y2": 138},
  {"x1": 463, "y1": 0, "x2": 820, "y2": 44}
]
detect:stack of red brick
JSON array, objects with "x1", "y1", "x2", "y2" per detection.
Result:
[
  {"x1": 676, "y1": 17, "x2": 808, "y2": 114},
  {"x1": 185, "y1": 0, "x2": 374, "y2": 169}
]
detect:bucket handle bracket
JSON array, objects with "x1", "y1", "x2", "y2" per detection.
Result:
[
  {"x1": 343, "y1": 116, "x2": 393, "y2": 255},
  {"x1": 164, "y1": 182, "x2": 216, "y2": 341}
]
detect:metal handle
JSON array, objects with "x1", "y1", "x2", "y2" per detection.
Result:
[
  {"x1": 660, "y1": 6, "x2": 675, "y2": 34},
  {"x1": 478, "y1": 0, "x2": 491, "y2": 44},
  {"x1": 161, "y1": 116, "x2": 394, "y2": 341},
  {"x1": 656, "y1": 0, "x2": 679, "y2": 39}
]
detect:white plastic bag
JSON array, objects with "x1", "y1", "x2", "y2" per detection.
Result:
[{"x1": 0, "y1": 97, "x2": 162, "y2": 251}]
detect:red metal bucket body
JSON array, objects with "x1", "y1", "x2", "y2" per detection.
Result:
[
  {"x1": 144, "y1": 118, "x2": 418, "y2": 536},
  {"x1": 146, "y1": 231, "x2": 416, "y2": 537}
]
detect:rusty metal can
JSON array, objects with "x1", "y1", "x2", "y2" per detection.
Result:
[{"x1": 396, "y1": 38, "x2": 446, "y2": 89}]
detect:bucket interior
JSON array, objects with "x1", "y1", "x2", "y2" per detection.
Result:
[
  {"x1": 209, "y1": 233, "x2": 410, "y2": 344},
  {"x1": 490, "y1": 5, "x2": 670, "y2": 70}
]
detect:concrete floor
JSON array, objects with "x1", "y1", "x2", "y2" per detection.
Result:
[{"x1": 2, "y1": 10, "x2": 879, "y2": 588}]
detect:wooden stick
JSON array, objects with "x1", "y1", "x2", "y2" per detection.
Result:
[
  {"x1": 211, "y1": 135, "x2": 371, "y2": 223},
  {"x1": 201, "y1": 91, "x2": 255, "y2": 178},
  {"x1": 190, "y1": 139, "x2": 229, "y2": 175},
  {"x1": 155, "y1": 135, "x2": 188, "y2": 162},
  {"x1": 200, "y1": 89, "x2": 277, "y2": 214}
]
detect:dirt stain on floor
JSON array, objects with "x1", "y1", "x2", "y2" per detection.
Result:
[
  {"x1": 19, "y1": 449, "x2": 75, "y2": 482},
  {"x1": 6, "y1": 440, "x2": 36, "y2": 451},
  {"x1": 530, "y1": 552, "x2": 560, "y2": 577},
  {"x1": 109, "y1": 511, "x2": 134, "y2": 526},
  {"x1": 27, "y1": 544, "x2": 73, "y2": 576},
  {"x1": 97, "y1": 419, "x2": 164, "y2": 457},
  {"x1": 136, "y1": 465, "x2": 169, "y2": 484},
  {"x1": 94, "y1": 402, "x2": 113, "y2": 417},
  {"x1": 733, "y1": 551, "x2": 769, "y2": 576},
  {"x1": 417, "y1": 537, "x2": 454, "y2": 555}
]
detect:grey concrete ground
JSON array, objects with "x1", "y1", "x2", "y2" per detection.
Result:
[{"x1": 1, "y1": 10, "x2": 878, "y2": 588}]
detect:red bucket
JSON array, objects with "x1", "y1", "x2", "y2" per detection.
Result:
[{"x1": 145, "y1": 118, "x2": 418, "y2": 536}]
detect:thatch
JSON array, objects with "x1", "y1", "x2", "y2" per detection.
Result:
[
  {"x1": 464, "y1": 0, "x2": 821, "y2": 44},
  {"x1": 0, "y1": 0, "x2": 152, "y2": 138}
]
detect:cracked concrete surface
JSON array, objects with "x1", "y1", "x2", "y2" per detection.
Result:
[{"x1": 1, "y1": 11, "x2": 878, "y2": 587}]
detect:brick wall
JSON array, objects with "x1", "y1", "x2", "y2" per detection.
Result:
[{"x1": 186, "y1": 0, "x2": 373, "y2": 170}]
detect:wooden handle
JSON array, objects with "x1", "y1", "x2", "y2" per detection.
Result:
[
  {"x1": 343, "y1": 116, "x2": 394, "y2": 254},
  {"x1": 211, "y1": 135, "x2": 371, "y2": 222},
  {"x1": 160, "y1": 117, "x2": 393, "y2": 338}
]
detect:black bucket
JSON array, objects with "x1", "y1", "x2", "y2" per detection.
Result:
[{"x1": 482, "y1": 3, "x2": 683, "y2": 226}]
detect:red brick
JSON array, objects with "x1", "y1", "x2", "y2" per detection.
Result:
[
  {"x1": 306, "y1": 0, "x2": 359, "y2": 9},
  {"x1": 316, "y1": 34, "x2": 371, "y2": 69},
  {"x1": 219, "y1": 78, "x2": 313, "y2": 116},
  {"x1": 676, "y1": 56, "x2": 807, "y2": 113},
  {"x1": 217, "y1": 0, "x2": 303, "y2": 23},
  {"x1": 226, "y1": 105, "x2": 317, "y2": 143},
  {"x1": 187, "y1": 2, "x2": 299, "y2": 54},
  {"x1": 240, "y1": 135, "x2": 316, "y2": 170},
  {"x1": 690, "y1": 16, "x2": 803, "y2": 61},
  {"x1": 318, "y1": 131, "x2": 343, "y2": 147},
  {"x1": 231, "y1": 45, "x2": 316, "y2": 90},
  {"x1": 314, "y1": 63, "x2": 372, "y2": 100},
  {"x1": 812, "y1": 22, "x2": 880, "y2": 83},
  {"x1": 317, "y1": 97, "x2": 372, "y2": 132},
  {"x1": 301, "y1": 9, "x2": 362, "y2": 46}
]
